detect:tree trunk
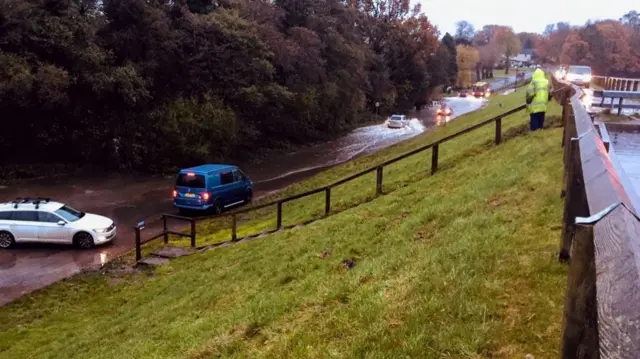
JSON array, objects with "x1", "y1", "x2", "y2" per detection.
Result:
[
  {"x1": 475, "y1": 63, "x2": 481, "y2": 82},
  {"x1": 504, "y1": 57, "x2": 510, "y2": 75}
]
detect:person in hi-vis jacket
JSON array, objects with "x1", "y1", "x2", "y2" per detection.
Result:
[{"x1": 526, "y1": 68, "x2": 553, "y2": 131}]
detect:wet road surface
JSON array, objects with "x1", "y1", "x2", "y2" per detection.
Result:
[{"x1": 0, "y1": 96, "x2": 487, "y2": 306}]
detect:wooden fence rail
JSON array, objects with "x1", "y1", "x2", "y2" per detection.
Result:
[{"x1": 553, "y1": 74, "x2": 640, "y2": 359}]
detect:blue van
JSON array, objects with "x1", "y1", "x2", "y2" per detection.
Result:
[{"x1": 173, "y1": 164, "x2": 253, "y2": 214}]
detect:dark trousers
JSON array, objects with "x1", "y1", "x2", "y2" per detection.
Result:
[{"x1": 530, "y1": 112, "x2": 546, "y2": 131}]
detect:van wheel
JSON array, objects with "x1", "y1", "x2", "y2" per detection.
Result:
[
  {"x1": 0, "y1": 231, "x2": 15, "y2": 249},
  {"x1": 213, "y1": 201, "x2": 223, "y2": 215},
  {"x1": 245, "y1": 189, "x2": 253, "y2": 203},
  {"x1": 73, "y1": 232, "x2": 95, "y2": 249}
]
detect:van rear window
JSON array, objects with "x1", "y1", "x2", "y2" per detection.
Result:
[{"x1": 176, "y1": 174, "x2": 206, "y2": 188}]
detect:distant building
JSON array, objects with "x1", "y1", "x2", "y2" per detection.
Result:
[{"x1": 500, "y1": 50, "x2": 535, "y2": 67}]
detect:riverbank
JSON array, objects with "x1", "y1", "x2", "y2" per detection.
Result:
[{"x1": 0, "y1": 87, "x2": 567, "y2": 358}]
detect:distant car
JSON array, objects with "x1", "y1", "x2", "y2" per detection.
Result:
[
  {"x1": 459, "y1": 90, "x2": 468, "y2": 97},
  {"x1": 565, "y1": 65, "x2": 591, "y2": 88},
  {"x1": 0, "y1": 198, "x2": 116, "y2": 249},
  {"x1": 387, "y1": 114, "x2": 408, "y2": 129},
  {"x1": 173, "y1": 164, "x2": 253, "y2": 215},
  {"x1": 471, "y1": 82, "x2": 490, "y2": 98}
]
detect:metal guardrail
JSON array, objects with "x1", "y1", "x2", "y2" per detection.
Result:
[
  {"x1": 553, "y1": 75, "x2": 640, "y2": 359},
  {"x1": 592, "y1": 89, "x2": 640, "y2": 114}
]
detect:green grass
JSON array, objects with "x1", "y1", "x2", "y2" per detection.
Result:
[{"x1": 0, "y1": 88, "x2": 567, "y2": 359}]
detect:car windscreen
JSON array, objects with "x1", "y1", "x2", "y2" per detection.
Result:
[
  {"x1": 390, "y1": 115, "x2": 403, "y2": 121},
  {"x1": 55, "y1": 205, "x2": 86, "y2": 222},
  {"x1": 176, "y1": 173, "x2": 206, "y2": 188},
  {"x1": 568, "y1": 66, "x2": 591, "y2": 75}
]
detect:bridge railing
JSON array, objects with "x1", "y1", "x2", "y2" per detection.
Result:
[
  {"x1": 591, "y1": 89, "x2": 640, "y2": 114},
  {"x1": 552, "y1": 74, "x2": 640, "y2": 359},
  {"x1": 592, "y1": 75, "x2": 640, "y2": 91}
]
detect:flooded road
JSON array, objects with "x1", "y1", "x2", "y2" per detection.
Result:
[
  {"x1": 254, "y1": 96, "x2": 487, "y2": 192},
  {"x1": 0, "y1": 95, "x2": 486, "y2": 306}
]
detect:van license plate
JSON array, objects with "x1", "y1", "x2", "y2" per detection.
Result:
[{"x1": 185, "y1": 193, "x2": 196, "y2": 198}]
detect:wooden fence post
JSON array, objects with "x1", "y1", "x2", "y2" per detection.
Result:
[
  {"x1": 561, "y1": 107, "x2": 576, "y2": 199},
  {"x1": 495, "y1": 117, "x2": 502, "y2": 145},
  {"x1": 276, "y1": 201, "x2": 282, "y2": 230},
  {"x1": 561, "y1": 94, "x2": 569, "y2": 148},
  {"x1": 431, "y1": 143, "x2": 439, "y2": 175},
  {"x1": 231, "y1": 214, "x2": 237, "y2": 241},
  {"x1": 325, "y1": 188, "x2": 331, "y2": 215},
  {"x1": 560, "y1": 138, "x2": 588, "y2": 261},
  {"x1": 162, "y1": 215, "x2": 168, "y2": 244},
  {"x1": 560, "y1": 224, "x2": 599, "y2": 358},
  {"x1": 135, "y1": 226, "x2": 142, "y2": 262},
  {"x1": 560, "y1": 138, "x2": 578, "y2": 261},
  {"x1": 375, "y1": 167, "x2": 383, "y2": 196},
  {"x1": 190, "y1": 219, "x2": 196, "y2": 248}
]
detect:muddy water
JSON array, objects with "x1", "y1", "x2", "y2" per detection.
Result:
[{"x1": 0, "y1": 96, "x2": 486, "y2": 306}]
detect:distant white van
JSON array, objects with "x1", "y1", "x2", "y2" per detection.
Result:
[{"x1": 565, "y1": 65, "x2": 592, "y2": 88}]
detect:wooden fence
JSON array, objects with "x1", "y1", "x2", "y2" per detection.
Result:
[
  {"x1": 592, "y1": 75, "x2": 640, "y2": 91},
  {"x1": 553, "y1": 74, "x2": 640, "y2": 358},
  {"x1": 134, "y1": 81, "x2": 535, "y2": 261}
]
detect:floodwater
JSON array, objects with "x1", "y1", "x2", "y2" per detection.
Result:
[
  {"x1": 610, "y1": 130, "x2": 640, "y2": 204},
  {"x1": 582, "y1": 88, "x2": 640, "y2": 116},
  {"x1": 0, "y1": 95, "x2": 488, "y2": 306}
]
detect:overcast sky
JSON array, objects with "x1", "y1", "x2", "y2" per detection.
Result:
[{"x1": 419, "y1": 0, "x2": 637, "y2": 35}]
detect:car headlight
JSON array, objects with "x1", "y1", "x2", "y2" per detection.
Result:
[{"x1": 94, "y1": 227, "x2": 109, "y2": 233}]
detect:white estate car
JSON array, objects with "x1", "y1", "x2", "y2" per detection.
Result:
[
  {"x1": 565, "y1": 65, "x2": 592, "y2": 88},
  {"x1": 0, "y1": 198, "x2": 116, "y2": 249},
  {"x1": 387, "y1": 114, "x2": 408, "y2": 128}
]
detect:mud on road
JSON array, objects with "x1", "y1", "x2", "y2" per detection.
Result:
[{"x1": 0, "y1": 96, "x2": 487, "y2": 306}]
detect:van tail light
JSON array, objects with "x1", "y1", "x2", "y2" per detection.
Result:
[
  {"x1": 172, "y1": 190, "x2": 177, "y2": 198},
  {"x1": 201, "y1": 192, "x2": 210, "y2": 201}
]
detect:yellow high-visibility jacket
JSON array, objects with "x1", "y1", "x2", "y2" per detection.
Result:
[{"x1": 526, "y1": 69, "x2": 552, "y2": 113}]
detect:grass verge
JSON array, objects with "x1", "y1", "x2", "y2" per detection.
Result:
[{"x1": 0, "y1": 88, "x2": 566, "y2": 358}]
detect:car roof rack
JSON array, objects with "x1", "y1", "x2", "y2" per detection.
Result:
[{"x1": 11, "y1": 197, "x2": 51, "y2": 209}]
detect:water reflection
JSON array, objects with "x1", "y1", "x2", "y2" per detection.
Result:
[
  {"x1": 99, "y1": 252, "x2": 108, "y2": 267},
  {"x1": 435, "y1": 115, "x2": 451, "y2": 126}
]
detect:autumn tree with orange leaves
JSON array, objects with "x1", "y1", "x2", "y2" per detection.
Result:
[
  {"x1": 536, "y1": 13, "x2": 640, "y2": 77},
  {"x1": 456, "y1": 44, "x2": 479, "y2": 88},
  {"x1": 493, "y1": 27, "x2": 521, "y2": 74}
]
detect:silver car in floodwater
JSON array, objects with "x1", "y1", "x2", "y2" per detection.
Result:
[
  {"x1": 387, "y1": 114, "x2": 408, "y2": 129},
  {"x1": 0, "y1": 198, "x2": 116, "y2": 249}
]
